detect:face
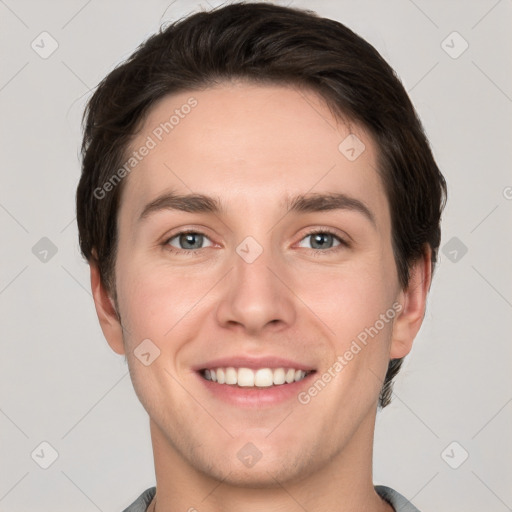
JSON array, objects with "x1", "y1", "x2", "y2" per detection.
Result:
[{"x1": 101, "y1": 82, "x2": 412, "y2": 486}]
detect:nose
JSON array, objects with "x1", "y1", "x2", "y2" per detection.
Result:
[{"x1": 215, "y1": 240, "x2": 296, "y2": 335}]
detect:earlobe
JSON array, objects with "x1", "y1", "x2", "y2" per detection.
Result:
[
  {"x1": 389, "y1": 247, "x2": 432, "y2": 360},
  {"x1": 89, "y1": 260, "x2": 126, "y2": 355}
]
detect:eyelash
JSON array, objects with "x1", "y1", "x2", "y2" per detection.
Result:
[
  {"x1": 163, "y1": 228, "x2": 349, "y2": 256},
  {"x1": 163, "y1": 230, "x2": 212, "y2": 256},
  {"x1": 301, "y1": 228, "x2": 349, "y2": 256}
]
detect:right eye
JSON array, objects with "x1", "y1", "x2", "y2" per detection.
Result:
[{"x1": 165, "y1": 231, "x2": 214, "y2": 253}]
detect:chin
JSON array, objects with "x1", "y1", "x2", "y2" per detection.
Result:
[
  {"x1": 193, "y1": 437, "x2": 319, "y2": 489},
  {"x1": 204, "y1": 461, "x2": 303, "y2": 489}
]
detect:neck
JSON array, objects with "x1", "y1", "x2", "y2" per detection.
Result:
[{"x1": 148, "y1": 406, "x2": 393, "y2": 512}]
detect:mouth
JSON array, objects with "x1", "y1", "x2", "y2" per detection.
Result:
[
  {"x1": 199, "y1": 367, "x2": 315, "y2": 388},
  {"x1": 193, "y1": 356, "x2": 317, "y2": 407}
]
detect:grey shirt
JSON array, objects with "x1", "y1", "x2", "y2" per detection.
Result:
[{"x1": 122, "y1": 485, "x2": 420, "y2": 511}]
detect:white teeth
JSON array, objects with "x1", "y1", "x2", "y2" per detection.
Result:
[
  {"x1": 237, "y1": 368, "x2": 254, "y2": 387},
  {"x1": 202, "y1": 367, "x2": 310, "y2": 387},
  {"x1": 225, "y1": 367, "x2": 237, "y2": 385},
  {"x1": 273, "y1": 368, "x2": 286, "y2": 385},
  {"x1": 254, "y1": 368, "x2": 273, "y2": 387},
  {"x1": 285, "y1": 368, "x2": 295, "y2": 383}
]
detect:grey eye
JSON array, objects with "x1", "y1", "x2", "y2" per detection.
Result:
[
  {"x1": 167, "y1": 232, "x2": 212, "y2": 250},
  {"x1": 298, "y1": 232, "x2": 342, "y2": 250}
]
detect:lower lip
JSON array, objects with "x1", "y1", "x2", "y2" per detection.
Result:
[{"x1": 196, "y1": 371, "x2": 316, "y2": 407}]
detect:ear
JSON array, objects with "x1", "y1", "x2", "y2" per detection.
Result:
[
  {"x1": 390, "y1": 246, "x2": 432, "y2": 359},
  {"x1": 89, "y1": 258, "x2": 125, "y2": 355}
]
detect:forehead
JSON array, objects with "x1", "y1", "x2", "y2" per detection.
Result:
[{"x1": 118, "y1": 82, "x2": 388, "y2": 225}]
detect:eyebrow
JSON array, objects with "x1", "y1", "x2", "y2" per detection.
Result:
[
  {"x1": 137, "y1": 190, "x2": 376, "y2": 226},
  {"x1": 138, "y1": 192, "x2": 224, "y2": 222},
  {"x1": 285, "y1": 192, "x2": 376, "y2": 226}
]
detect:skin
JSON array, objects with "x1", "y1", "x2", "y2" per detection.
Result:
[{"x1": 90, "y1": 81, "x2": 431, "y2": 512}]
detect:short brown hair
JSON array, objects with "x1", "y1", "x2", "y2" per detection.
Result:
[{"x1": 76, "y1": 1, "x2": 447, "y2": 408}]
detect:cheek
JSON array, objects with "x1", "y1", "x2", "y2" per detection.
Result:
[
  {"x1": 115, "y1": 254, "x2": 211, "y2": 345},
  {"x1": 302, "y1": 256, "x2": 396, "y2": 319},
  {"x1": 292, "y1": 255, "x2": 399, "y2": 370},
  {"x1": 309, "y1": 268, "x2": 397, "y2": 401}
]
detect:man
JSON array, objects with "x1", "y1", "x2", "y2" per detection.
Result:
[{"x1": 76, "y1": 2, "x2": 446, "y2": 511}]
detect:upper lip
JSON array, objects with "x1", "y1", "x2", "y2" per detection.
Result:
[{"x1": 193, "y1": 356, "x2": 316, "y2": 372}]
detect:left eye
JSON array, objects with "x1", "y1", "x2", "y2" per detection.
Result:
[
  {"x1": 166, "y1": 232, "x2": 213, "y2": 250},
  {"x1": 298, "y1": 231, "x2": 343, "y2": 250}
]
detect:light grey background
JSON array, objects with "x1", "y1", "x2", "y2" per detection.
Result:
[{"x1": 1, "y1": 0, "x2": 511, "y2": 511}]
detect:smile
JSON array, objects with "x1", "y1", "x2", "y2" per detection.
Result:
[{"x1": 201, "y1": 367, "x2": 313, "y2": 387}]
